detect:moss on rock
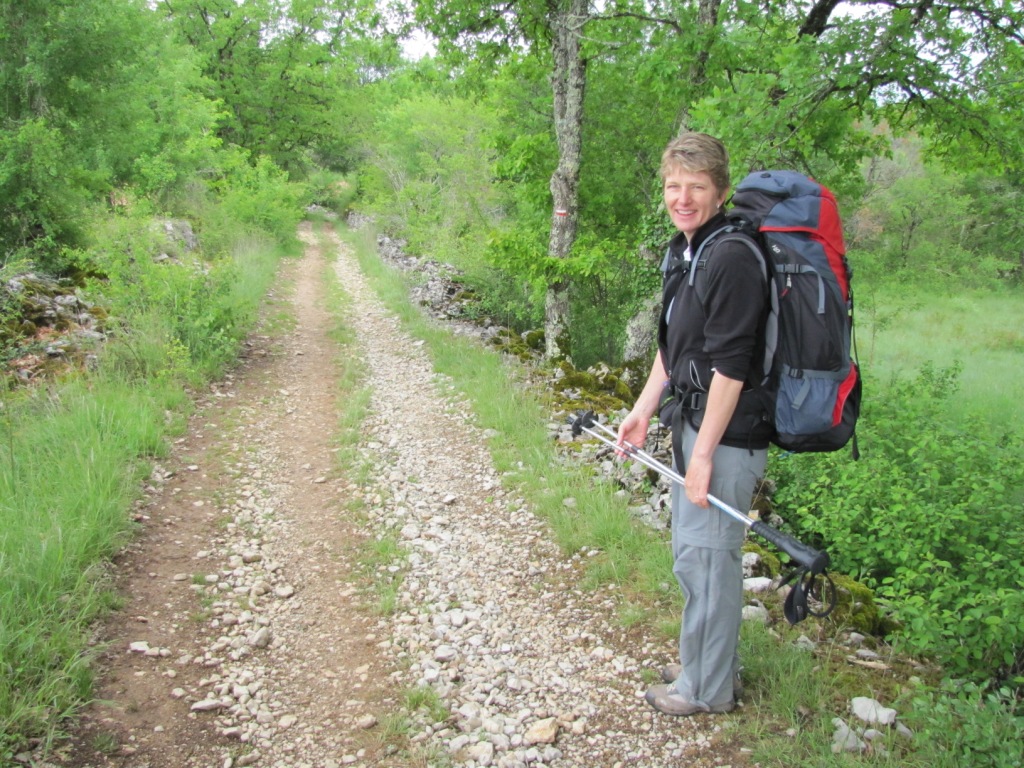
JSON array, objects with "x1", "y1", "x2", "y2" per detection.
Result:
[
  {"x1": 524, "y1": 329, "x2": 545, "y2": 350},
  {"x1": 824, "y1": 573, "x2": 897, "y2": 636},
  {"x1": 554, "y1": 370, "x2": 600, "y2": 392},
  {"x1": 742, "y1": 541, "x2": 782, "y2": 578},
  {"x1": 598, "y1": 373, "x2": 634, "y2": 403}
]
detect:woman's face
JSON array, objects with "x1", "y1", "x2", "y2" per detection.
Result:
[{"x1": 663, "y1": 168, "x2": 728, "y2": 241}]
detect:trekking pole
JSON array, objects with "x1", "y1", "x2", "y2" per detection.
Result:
[{"x1": 569, "y1": 410, "x2": 836, "y2": 624}]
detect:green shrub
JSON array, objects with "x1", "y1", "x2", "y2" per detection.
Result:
[
  {"x1": 73, "y1": 208, "x2": 282, "y2": 380},
  {"x1": 0, "y1": 119, "x2": 94, "y2": 271},
  {"x1": 903, "y1": 682, "x2": 1024, "y2": 768},
  {"x1": 768, "y1": 363, "x2": 1024, "y2": 681},
  {"x1": 214, "y1": 151, "x2": 306, "y2": 244},
  {"x1": 305, "y1": 170, "x2": 356, "y2": 215}
]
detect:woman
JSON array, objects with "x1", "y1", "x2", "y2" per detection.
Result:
[{"x1": 618, "y1": 132, "x2": 771, "y2": 716}]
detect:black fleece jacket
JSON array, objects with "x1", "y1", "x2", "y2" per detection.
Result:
[{"x1": 658, "y1": 212, "x2": 773, "y2": 449}]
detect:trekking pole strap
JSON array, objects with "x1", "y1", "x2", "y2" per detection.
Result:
[{"x1": 781, "y1": 566, "x2": 837, "y2": 624}]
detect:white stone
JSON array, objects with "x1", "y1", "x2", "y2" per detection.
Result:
[
  {"x1": 851, "y1": 697, "x2": 897, "y2": 725},
  {"x1": 742, "y1": 604, "x2": 770, "y2": 623},
  {"x1": 191, "y1": 698, "x2": 227, "y2": 712},
  {"x1": 831, "y1": 717, "x2": 867, "y2": 754},
  {"x1": 743, "y1": 577, "x2": 774, "y2": 593},
  {"x1": 523, "y1": 717, "x2": 559, "y2": 745},
  {"x1": 466, "y1": 741, "x2": 495, "y2": 765},
  {"x1": 434, "y1": 645, "x2": 458, "y2": 662}
]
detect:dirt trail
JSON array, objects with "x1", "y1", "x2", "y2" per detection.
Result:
[
  {"x1": 59, "y1": 223, "x2": 730, "y2": 768},
  {"x1": 64, "y1": 225, "x2": 395, "y2": 767}
]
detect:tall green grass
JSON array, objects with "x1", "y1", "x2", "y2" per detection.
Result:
[
  {"x1": 0, "y1": 377, "x2": 175, "y2": 757},
  {"x1": 858, "y1": 286, "x2": 1024, "y2": 424}
]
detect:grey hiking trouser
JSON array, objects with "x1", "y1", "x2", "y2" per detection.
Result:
[{"x1": 670, "y1": 421, "x2": 767, "y2": 709}]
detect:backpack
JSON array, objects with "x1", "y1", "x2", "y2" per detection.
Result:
[{"x1": 689, "y1": 170, "x2": 861, "y2": 456}]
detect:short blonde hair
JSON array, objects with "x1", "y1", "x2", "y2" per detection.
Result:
[{"x1": 660, "y1": 132, "x2": 730, "y2": 194}]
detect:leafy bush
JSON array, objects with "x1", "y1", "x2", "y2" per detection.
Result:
[
  {"x1": 305, "y1": 170, "x2": 356, "y2": 216},
  {"x1": 214, "y1": 152, "x2": 306, "y2": 244},
  {"x1": 0, "y1": 119, "x2": 93, "y2": 263},
  {"x1": 768, "y1": 363, "x2": 1024, "y2": 681},
  {"x1": 73, "y1": 207, "x2": 281, "y2": 379},
  {"x1": 903, "y1": 682, "x2": 1024, "y2": 768}
]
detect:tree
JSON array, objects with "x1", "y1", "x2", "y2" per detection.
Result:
[
  {"x1": 414, "y1": 0, "x2": 612, "y2": 359},
  {"x1": 0, "y1": 0, "x2": 220, "y2": 265},
  {"x1": 160, "y1": 0, "x2": 390, "y2": 176},
  {"x1": 670, "y1": 1, "x2": 1024, "y2": 182}
]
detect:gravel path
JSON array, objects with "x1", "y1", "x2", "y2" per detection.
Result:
[
  {"x1": 331, "y1": 226, "x2": 732, "y2": 768},
  {"x1": 60, "y1": 223, "x2": 737, "y2": 768}
]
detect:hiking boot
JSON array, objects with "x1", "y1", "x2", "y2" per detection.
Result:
[
  {"x1": 659, "y1": 664, "x2": 745, "y2": 700},
  {"x1": 644, "y1": 683, "x2": 735, "y2": 716}
]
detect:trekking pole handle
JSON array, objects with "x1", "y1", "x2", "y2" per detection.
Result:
[{"x1": 749, "y1": 521, "x2": 830, "y2": 574}]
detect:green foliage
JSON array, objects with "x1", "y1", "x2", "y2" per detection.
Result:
[
  {"x1": 0, "y1": 199, "x2": 283, "y2": 757},
  {"x1": 692, "y1": 25, "x2": 885, "y2": 191},
  {"x1": 853, "y1": 146, "x2": 1024, "y2": 288},
  {"x1": 354, "y1": 89, "x2": 500, "y2": 253},
  {"x1": 306, "y1": 171, "x2": 357, "y2": 216},
  {"x1": 0, "y1": 118, "x2": 94, "y2": 258},
  {"x1": 213, "y1": 152, "x2": 307, "y2": 245},
  {"x1": 769, "y1": 364, "x2": 1024, "y2": 681},
  {"x1": 161, "y1": 0, "x2": 385, "y2": 176},
  {"x1": 0, "y1": 0, "x2": 221, "y2": 260},
  {"x1": 73, "y1": 203, "x2": 284, "y2": 380},
  {"x1": 903, "y1": 682, "x2": 1024, "y2": 768}
]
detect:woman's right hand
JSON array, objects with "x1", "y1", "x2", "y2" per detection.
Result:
[{"x1": 616, "y1": 410, "x2": 650, "y2": 455}]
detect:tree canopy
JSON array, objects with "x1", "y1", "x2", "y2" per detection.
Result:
[{"x1": 2, "y1": 0, "x2": 1021, "y2": 337}]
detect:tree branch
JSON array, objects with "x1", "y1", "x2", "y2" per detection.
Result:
[{"x1": 798, "y1": 0, "x2": 844, "y2": 37}]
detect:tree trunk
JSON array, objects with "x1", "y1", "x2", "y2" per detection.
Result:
[
  {"x1": 621, "y1": 0, "x2": 721, "y2": 363},
  {"x1": 621, "y1": 244, "x2": 663, "y2": 364},
  {"x1": 544, "y1": 0, "x2": 588, "y2": 360},
  {"x1": 675, "y1": 0, "x2": 722, "y2": 133}
]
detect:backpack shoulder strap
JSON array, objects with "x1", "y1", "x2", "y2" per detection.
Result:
[
  {"x1": 687, "y1": 227, "x2": 775, "y2": 383},
  {"x1": 687, "y1": 226, "x2": 768, "y2": 293}
]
